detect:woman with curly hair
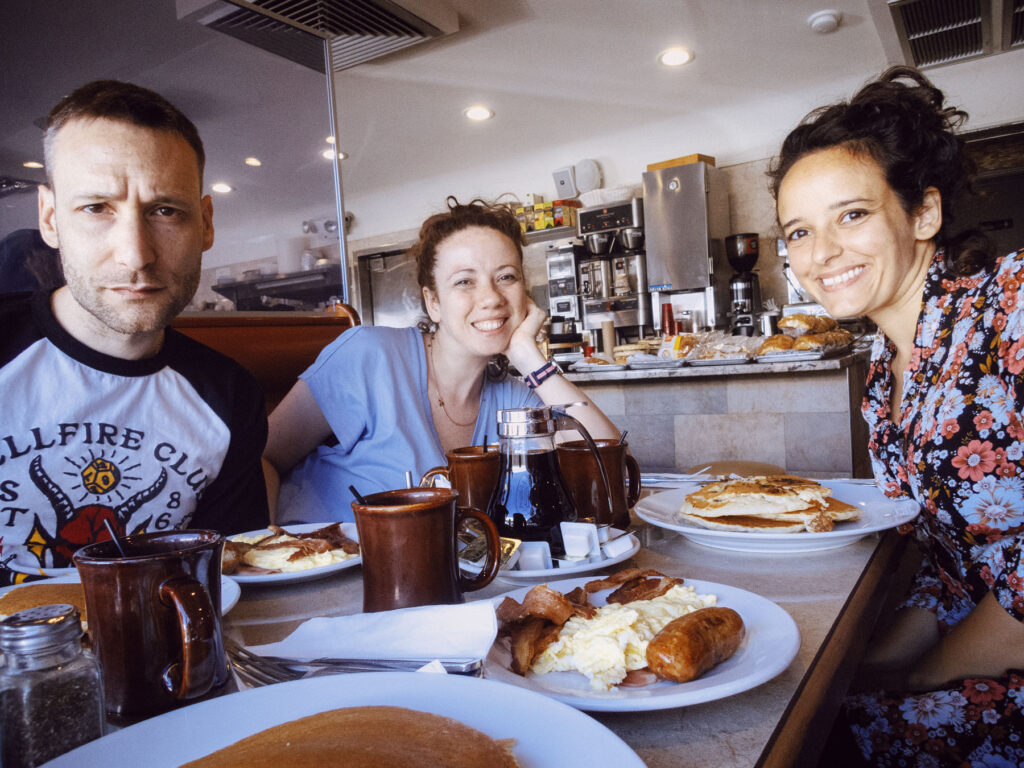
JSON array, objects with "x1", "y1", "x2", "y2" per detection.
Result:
[
  {"x1": 770, "y1": 66, "x2": 1024, "y2": 766},
  {"x1": 263, "y1": 197, "x2": 619, "y2": 523}
]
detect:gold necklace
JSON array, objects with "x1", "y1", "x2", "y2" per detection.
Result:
[{"x1": 428, "y1": 334, "x2": 480, "y2": 427}]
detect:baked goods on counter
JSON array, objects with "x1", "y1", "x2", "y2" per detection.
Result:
[
  {"x1": 496, "y1": 568, "x2": 744, "y2": 691},
  {"x1": 224, "y1": 523, "x2": 359, "y2": 575},
  {"x1": 179, "y1": 705, "x2": 519, "y2": 767},
  {"x1": 678, "y1": 474, "x2": 859, "y2": 533},
  {"x1": 777, "y1": 312, "x2": 838, "y2": 335},
  {"x1": 757, "y1": 328, "x2": 853, "y2": 357}
]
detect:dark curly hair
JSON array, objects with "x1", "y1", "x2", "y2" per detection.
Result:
[
  {"x1": 768, "y1": 66, "x2": 993, "y2": 275},
  {"x1": 409, "y1": 196, "x2": 527, "y2": 378}
]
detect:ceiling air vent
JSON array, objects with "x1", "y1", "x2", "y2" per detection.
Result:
[
  {"x1": 886, "y1": 0, "x2": 1021, "y2": 67},
  {"x1": 1007, "y1": 0, "x2": 1024, "y2": 47},
  {"x1": 176, "y1": 0, "x2": 458, "y2": 73}
]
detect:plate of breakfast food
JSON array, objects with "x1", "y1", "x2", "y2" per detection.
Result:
[
  {"x1": 0, "y1": 572, "x2": 241, "y2": 618},
  {"x1": 634, "y1": 475, "x2": 919, "y2": 553},
  {"x1": 44, "y1": 672, "x2": 644, "y2": 767},
  {"x1": 487, "y1": 568, "x2": 799, "y2": 711},
  {"x1": 223, "y1": 522, "x2": 360, "y2": 585}
]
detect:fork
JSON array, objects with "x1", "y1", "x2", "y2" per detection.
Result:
[{"x1": 225, "y1": 639, "x2": 483, "y2": 687}]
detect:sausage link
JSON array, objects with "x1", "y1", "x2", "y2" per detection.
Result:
[{"x1": 645, "y1": 607, "x2": 745, "y2": 682}]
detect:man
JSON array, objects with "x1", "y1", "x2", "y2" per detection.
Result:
[{"x1": 0, "y1": 81, "x2": 268, "y2": 585}]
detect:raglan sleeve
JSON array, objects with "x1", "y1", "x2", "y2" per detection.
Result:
[{"x1": 188, "y1": 369, "x2": 270, "y2": 534}]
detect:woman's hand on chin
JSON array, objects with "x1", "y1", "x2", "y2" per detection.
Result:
[{"x1": 504, "y1": 299, "x2": 548, "y2": 372}]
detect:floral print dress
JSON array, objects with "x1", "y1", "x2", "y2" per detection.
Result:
[{"x1": 845, "y1": 248, "x2": 1024, "y2": 767}]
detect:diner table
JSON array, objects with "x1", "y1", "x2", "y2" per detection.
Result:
[{"x1": 220, "y1": 493, "x2": 908, "y2": 768}]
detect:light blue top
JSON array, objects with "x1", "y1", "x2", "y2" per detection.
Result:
[{"x1": 277, "y1": 325, "x2": 542, "y2": 523}]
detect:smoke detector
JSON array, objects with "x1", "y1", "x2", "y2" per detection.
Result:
[{"x1": 808, "y1": 10, "x2": 842, "y2": 34}]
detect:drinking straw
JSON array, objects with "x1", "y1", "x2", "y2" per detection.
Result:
[
  {"x1": 103, "y1": 519, "x2": 128, "y2": 557},
  {"x1": 481, "y1": 431, "x2": 488, "y2": 451},
  {"x1": 348, "y1": 484, "x2": 367, "y2": 504},
  {"x1": 618, "y1": 430, "x2": 629, "y2": 445}
]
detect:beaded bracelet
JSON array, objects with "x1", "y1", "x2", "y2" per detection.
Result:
[{"x1": 524, "y1": 360, "x2": 561, "y2": 389}]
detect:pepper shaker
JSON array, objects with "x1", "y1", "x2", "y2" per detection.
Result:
[{"x1": 0, "y1": 604, "x2": 105, "y2": 767}]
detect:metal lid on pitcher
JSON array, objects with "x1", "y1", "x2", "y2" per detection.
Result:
[{"x1": 495, "y1": 406, "x2": 557, "y2": 437}]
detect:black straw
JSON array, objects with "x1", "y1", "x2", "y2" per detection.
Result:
[
  {"x1": 349, "y1": 484, "x2": 367, "y2": 504},
  {"x1": 103, "y1": 519, "x2": 128, "y2": 557},
  {"x1": 481, "y1": 431, "x2": 488, "y2": 451}
]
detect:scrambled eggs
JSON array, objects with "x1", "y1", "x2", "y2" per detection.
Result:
[
  {"x1": 531, "y1": 584, "x2": 717, "y2": 690},
  {"x1": 230, "y1": 533, "x2": 357, "y2": 573}
]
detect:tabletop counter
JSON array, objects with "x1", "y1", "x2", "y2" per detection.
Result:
[
  {"x1": 223, "y1": 509, "x2": 905, "y2": 768},
  {"x1": 563, "y1": 351, "x2": 872, "y2": 481}
]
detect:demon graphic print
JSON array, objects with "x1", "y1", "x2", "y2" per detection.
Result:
[{"x1": 0, "y1": 291, "x2": 269, "y2": 585}]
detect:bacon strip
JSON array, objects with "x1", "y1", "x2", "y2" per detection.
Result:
[{"x1": 605, "y1": 575, "x2": 682, "y2": 605}]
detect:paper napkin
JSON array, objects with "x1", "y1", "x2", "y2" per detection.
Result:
[{"x1": 246, "y1": 600, "x2": 497, "y2": 661}]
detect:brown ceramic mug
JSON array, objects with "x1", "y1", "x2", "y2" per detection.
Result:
[
  {"x1": 352, "y1": 488, "x2": 501, "y2": 613},
  {"x1": 420, "y1": 445, "x2": 500, "y2": 512},
  {"x1": 73, "y1": 530, "x2": 228, "y2": 723},
  {"x1": 557, "y1": 439, "x2": 641, "y2": 529}
]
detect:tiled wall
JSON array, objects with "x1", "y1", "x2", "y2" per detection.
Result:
[{"x1": 574, "y1": 359, "x2": 871, "y2": 479}]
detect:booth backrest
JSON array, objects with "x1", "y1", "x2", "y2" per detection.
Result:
[{"x1": 173, "y1": 305, "x2": 360, "y2": 412}]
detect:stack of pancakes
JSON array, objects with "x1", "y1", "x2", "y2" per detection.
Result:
[
  {"x1": 0, "y1": 581, "x2": 88, "y2": 629},
  {"x1": 679, "y1": 474, "x2": 859, "y2": 533}
]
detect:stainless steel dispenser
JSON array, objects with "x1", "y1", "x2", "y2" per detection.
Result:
[
  {"x1": 576, "y1": 198, "x2": 651, "y2": 335},
  {"x1": 641, "y1": 162, "x2": 731, "y2": 330}
]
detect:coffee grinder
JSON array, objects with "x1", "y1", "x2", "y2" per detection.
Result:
[{"x1": 724, "y1": 233, "x2": 761, "y2": 336}]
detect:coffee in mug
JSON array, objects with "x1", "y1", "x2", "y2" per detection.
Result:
[
  {"x1": 352, "y1": 488, "x2": 501, "y2": 613},
  {"x1": 419, "y1": 445, "x2": 500, "y2": 512},
  {"x1": 73, "y1": 530, "x2": 228, "y2": 723},
  {"x1": 557, "y1": 439, "x2": 641, "y2": 529}
]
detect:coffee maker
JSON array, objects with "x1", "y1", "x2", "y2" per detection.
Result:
[
  {"x1": 576, "y1": 198, "x2": 651, "y2": 338},
  {"x1": 724, "y1": 233, "x2": 761, "y2": 336}
]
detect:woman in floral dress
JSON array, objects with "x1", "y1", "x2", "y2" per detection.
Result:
[{"x1": 770, "y1": 66, "x2": 1024, "y2": 766}]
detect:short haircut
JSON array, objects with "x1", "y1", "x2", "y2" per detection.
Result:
[{"x1": 44, "y1": 80, "x2": 205, "y2": 185}]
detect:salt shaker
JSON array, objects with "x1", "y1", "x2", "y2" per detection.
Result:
[{"x1": 0, "y1": 604, "x2": 105, "y2": 768}]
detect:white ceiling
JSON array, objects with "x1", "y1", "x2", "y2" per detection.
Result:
[{"x1": 2, "y1": 0, "x2": 1023, "y2": 249}]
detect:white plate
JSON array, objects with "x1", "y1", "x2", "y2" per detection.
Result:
[
  {"x1": 685, "y1": 356, "x2": 752, "y2": 366},
  {"x1": 495, "y1": 533, "x2": 641, "y2": 583},
  {"x1": 627, "y1": 359, "x2": 686, "y2": 370},
  {"x1": 485, "y1": 576, "x2": 799, "y2": 712},
  {"x1": 634, "y1": 480, "x2": 919, "y2": 553},
  {"x1": 754, "y1": 350, "x2": 823, "y2": 363},
  {"x1": 43, "y1": 672, "x2": 643, "y2": 768},
  {"x1": 227, "y1": 522, "x2": 361, "y2": 585},
  {"x1": 0, "y1": 573, "x2": 241, "y2": 616},
  {"x1": 569, "y1": 362, "x2": 628, "y2": 372}
]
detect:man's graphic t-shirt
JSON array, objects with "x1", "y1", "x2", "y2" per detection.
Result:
[{"x1": 0, "y1": 291, "x2": 269, "y2": 585}]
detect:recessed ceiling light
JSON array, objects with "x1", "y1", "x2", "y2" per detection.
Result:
[
  {"x1": 321, "y1": 149, "x2": 347, "y2": 160},
  {"x1": 23, "y1": 161, "x2": 43, "y2": 169},
  {"x1": 244, "y1": 157, "x2": 261, "y2": 167},
  {"x1": 658, "y1": 47, "x2": 694, "y2": 67},
  {"x1": 211, "y1": 183, "x2": 233, "y2": 193},
  {"x1": 326, "y1": 136, "x2": 336, "y2": 144},
  {"x1": 464, "y1": 105, "x2": 494, "y2": 121}
]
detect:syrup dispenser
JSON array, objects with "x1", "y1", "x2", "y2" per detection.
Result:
[{"x1": 486, "y1": 404, "x2": 612, "y2": 556}]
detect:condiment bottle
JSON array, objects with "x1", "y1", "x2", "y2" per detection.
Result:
[
  {"x1": 0, "y1": 604, "x2": 105, "y2": 768},
  {"x1": 487, "y1": 406, "x2": 577, "y2": 556}
]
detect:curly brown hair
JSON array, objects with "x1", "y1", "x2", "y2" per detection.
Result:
[
  {"x1": 768, "y1": 66, "x2": 993, "y2": 275},
  {"x1": 409, "y1": 196, "x2": 527, "y2": 378}
]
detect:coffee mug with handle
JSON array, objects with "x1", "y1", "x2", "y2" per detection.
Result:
[
  {"x1": 557, "y1": 439, "x2": 641, "y2": 529},
  {"x1": 73, "y1": 529, "x2": 228, "y2": 723},
  {"x1": 419, "y1": 444, "x2": 500, "y2": 512},
  {"x1": 352, "y1": 487, "x2": 501, "y2": 613}
]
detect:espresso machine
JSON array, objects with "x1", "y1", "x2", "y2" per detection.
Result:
[
  {"x1": 724, "y1": 233, "x2": 762, "y2": 336},
  {"x1": 576, "y1": 198, "x2": 651, "y2": 340}
]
